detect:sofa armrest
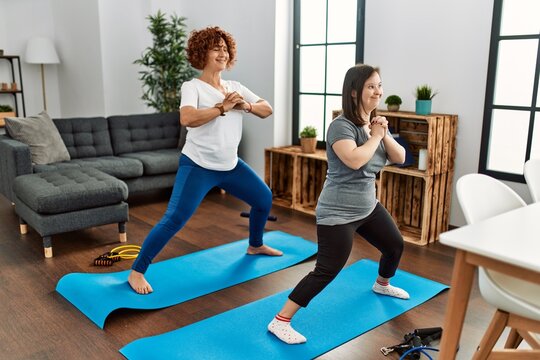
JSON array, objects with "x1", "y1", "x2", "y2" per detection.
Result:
[
  {"x1": 0, "y1": 135, "x2": 33, "y2": 202},
  {"x1": 178, "y1": 124, "x2": 187, "y2": 150}
]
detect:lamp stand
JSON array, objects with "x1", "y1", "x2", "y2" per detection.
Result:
[{"x1": 40, "y1": 63, "x2": 47, "y2": 111}]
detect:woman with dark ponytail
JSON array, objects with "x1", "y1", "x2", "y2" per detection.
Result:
[{"x1": 268, "y1": 64, "x2": 409, "y2": 344}]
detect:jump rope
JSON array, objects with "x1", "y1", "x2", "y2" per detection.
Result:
[{"x1": 93, "y1": 244, "x2": 141, "y2": 266}]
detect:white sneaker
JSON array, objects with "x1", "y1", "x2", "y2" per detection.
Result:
[
  {"x1": 267, "y1": 318, "x2": 307, "y2": 344},
  {"x1": 372, "y1": 282, "x2": 410, "y2": 299}
]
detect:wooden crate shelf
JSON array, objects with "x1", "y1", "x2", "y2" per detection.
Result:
[
  {"x1": 377, "y1": 111, "x2": 458, "y2": 245},
  {"x1": 265, "y1": 146, "x2": 327, "y2": 216},
  {"x1": 378, "y1": 110, "x2": 458, "y2": 175},
  {"x1": 378, "y1": 168, "x2": 452, "y2": 245},
  {"x1": 265, "y1": 111, "x2": 457, "y2": 245}
]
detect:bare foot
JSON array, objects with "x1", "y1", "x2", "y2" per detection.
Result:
[
  {"x1": 247, "y1": 244, "x2": 283, "y2": 256},
  {"x1": 128, "y1": 270, "x2": 153, "y2": 294}
]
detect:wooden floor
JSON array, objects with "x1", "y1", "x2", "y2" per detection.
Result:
[{"x1": 0, "y1": 189, "x2": 506, "y2": 359}]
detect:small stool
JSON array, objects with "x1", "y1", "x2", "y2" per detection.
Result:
[{"x1": 13, "y1": 168, "x2": 129, "y2": 258}]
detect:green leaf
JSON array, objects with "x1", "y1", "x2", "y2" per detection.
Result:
[{"x1": 134, "y1": 10, "x2": 198, "y2": 112}]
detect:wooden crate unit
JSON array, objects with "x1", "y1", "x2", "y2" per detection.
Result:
[
  {"x1": 264, "y1": 146, "x2": 327, "y2": 216},
  {"x1": 378, "y1": 168, "x2": 452, "y2": 245},
  {"x1": 377, "y1": 111, "x2": 458, "y2": 245},
  {"x1": 378, "y1": 110, "x2": 457, "y2": 175},
  {"x1": 265, "y1": 111, "x2": 457, "y2": 245}
]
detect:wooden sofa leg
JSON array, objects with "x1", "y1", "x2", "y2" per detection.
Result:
[
  {"x1": 19, "y1": 217, "x2": 28, "y2": 234},
  {"x1": 43, "y1": 236, "x2": 53, "y2": 258},
  {"x1": 118, "y1": 222, "x2": 127, "y2": 243}
]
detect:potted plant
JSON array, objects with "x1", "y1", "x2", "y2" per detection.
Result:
[
  {"x1": 384, "y1": 95, "x2": 402, "y2": 112},
  {"x1": 299, "y1": 125, "x2": 317, "y2": 153},
  {"x1": 0, "y1": 104, "x2": 15, "y2": 127},
  {"x1": 134, "y1": 10, "x2": 198, "y2": 112},
  {"x1": 415, "y1": 84, "x2": 437, "y2": 115}
]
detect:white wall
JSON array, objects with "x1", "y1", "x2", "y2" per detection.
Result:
[
  {"x1": 98, "y1": 0, "x2": 150, "y2": 115},
  {"x1": 51, "y1": 0, "x2": 105, "y2": 117},
  {"x1": 0, "y1": 0, "x2": 61, "y2": 117},
  {"x1": 0, "y1": 0, "x2": 152, "y2": 118}
]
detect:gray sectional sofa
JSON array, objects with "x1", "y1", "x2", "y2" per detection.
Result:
[
  {"x1": 0, "y1": 111, "x2": 186, "y2": 257},
  {"x1": 0, "y1": 112, "x2": 185, "y2": 203}
]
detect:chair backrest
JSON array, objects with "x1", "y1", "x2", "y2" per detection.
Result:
[
  {"x1": 456, "y1": 174, "x2": 540, "y2": 320},
  {"x1": 524, "y1": 158, "x2": 540, "y2": 203},
  {"x1": 456, "y1": 173, "x2": 526, "y2": 225}
]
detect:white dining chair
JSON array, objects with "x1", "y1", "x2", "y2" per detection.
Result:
[
  {"x1": 456, "y1": 173, "x2": 540, "y2": 359},
  {"x1": 524, "y1": 158, "x2": 540, "y2": 203}
]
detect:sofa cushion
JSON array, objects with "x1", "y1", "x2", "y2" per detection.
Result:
[
  {"x1": 109, "y1": 112, "x2": 180, "y2": 155},
  {"x1": 33, "y1": 156, "x2": 143, "y2": 179},
  {"x1": 121, "y1": 148, "x2": 180, "y2": 175},
  {"x1": 13, "y1": 168, "x2": 128, "y2": 215},
  {"x1": 5, "y1": 111, "x2": 71, "y2": 165},
  {"x1": 54, "y1": 117, "x2": 114, "y2": 159}
]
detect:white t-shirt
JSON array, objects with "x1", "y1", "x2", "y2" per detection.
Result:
[{"x1": 180, "y1": 78, "x2": 260, "y2": 170}]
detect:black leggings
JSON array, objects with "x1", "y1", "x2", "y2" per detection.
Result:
[{"x1": 289, "y1": 203, "x2": 404, "y2": 307}]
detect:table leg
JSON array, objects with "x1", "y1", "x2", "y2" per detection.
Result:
[{"x1": 439, "y1": 249, "x2": 475, "y2": 359}]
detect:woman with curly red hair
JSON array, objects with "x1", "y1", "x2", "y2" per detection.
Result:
[{"x1": 128, "y1": 26, "x2": 281, "y2": 295}]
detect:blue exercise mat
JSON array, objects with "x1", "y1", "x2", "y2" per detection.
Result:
[
  {"x1": 120, "y1": 259, "x2": 448, "y2": 360},
  {"x1": 56, "y1": 231, "x2": 317, "y2": 329}
]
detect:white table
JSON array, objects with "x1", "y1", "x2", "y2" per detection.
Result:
[{"x1": 438, "y1": 202, "x2": 540, "y2": 359}]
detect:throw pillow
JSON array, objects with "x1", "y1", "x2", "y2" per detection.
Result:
[{"x1": 5, "y1": 111, "x2": 71, "y2": 165}]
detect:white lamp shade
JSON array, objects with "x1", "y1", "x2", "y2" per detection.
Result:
[{"x1": 25, "y1": 37, "x2": 60, "y2": 64}]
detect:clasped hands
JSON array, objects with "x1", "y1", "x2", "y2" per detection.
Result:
[
  {"x1": 369, "y1": 116, "x2": 388, "y2": 139},
  {"x1": 222, "y1": 91, "x2": 251, "y2": 112}
]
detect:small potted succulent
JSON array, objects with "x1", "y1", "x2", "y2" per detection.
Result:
[
  {"x1": 415, "y1": 84, "x2": 437, "y2": 115},
  {"x1": 299, "y1": 125, "x2": 317, "y2": 153},
  {"x1": 384, "y1": 95, "x2": 402, "y2": 112}
]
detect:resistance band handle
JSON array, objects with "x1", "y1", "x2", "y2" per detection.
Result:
[
  {"x1": 414, "y1": 327, "x2": 443, "y2": 337},
  {"x1": 240, "y1": 212, "x2": 277, "y2": 222}
]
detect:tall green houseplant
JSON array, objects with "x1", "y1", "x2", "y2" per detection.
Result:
[{"x1": 135, "y1": 10, "x2": 197, "y2": 112}]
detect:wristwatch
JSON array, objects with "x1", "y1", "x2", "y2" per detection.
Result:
[{"x1": 215, "y1": 103, "x2": 226, "y2": 116}]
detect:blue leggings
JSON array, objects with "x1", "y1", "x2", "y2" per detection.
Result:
[{"x1": 132, "y1": 155, "x2": 272, "y2": 274}]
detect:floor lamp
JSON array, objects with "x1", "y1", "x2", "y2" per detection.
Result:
[{"x1": 25, "y1": 37, "x2": 60, "y2": 111}]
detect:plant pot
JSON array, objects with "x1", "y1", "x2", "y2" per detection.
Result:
[
  {"x1": 415, "y1": 100, "x2": 432, "y2": 115},
  {"x1": 0, "y1": 111, "x2": 16, "y2": 127},
  {"x1": 300, "y1": 137, "x2": 317, "y2": 153},
  {"x1": 387, "y1": 104, "x2": 400, "y2": 112}
]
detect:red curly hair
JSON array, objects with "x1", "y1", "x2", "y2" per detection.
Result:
[{"x1": 187, "y1": 26, "x2": 237, "y2": 70}]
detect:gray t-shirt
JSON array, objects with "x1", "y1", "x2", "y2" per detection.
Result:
[{"x1": 316, "y1": 115, "x2": 388, "y2": 225}]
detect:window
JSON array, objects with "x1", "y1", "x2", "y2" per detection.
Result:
[
  {"x1": 479, "y1": 0, "x2": 540, "y2": 182},
  {"x1": 292, "y1": 0, "x2": 365, "y2": 146}
]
